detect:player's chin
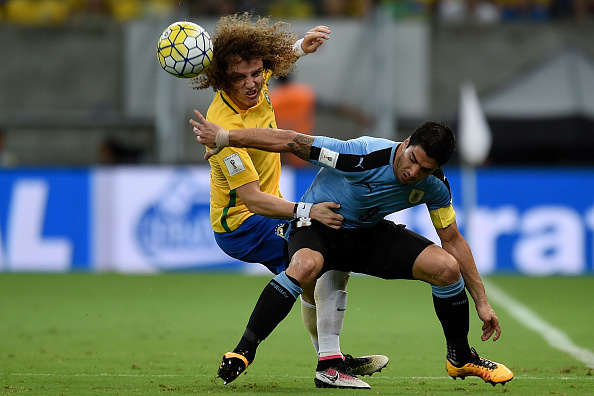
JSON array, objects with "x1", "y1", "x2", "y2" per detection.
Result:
[{"x1": 243, "y1": 97, "x2": 258, "y2": 108}]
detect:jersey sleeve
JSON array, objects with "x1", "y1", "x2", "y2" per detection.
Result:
[
  {"x1": 425, "y1": 170, "x2": 456, "y2": 229},
  {"x1": 429, "y1": 205, "x2": 456, "y2": 229},
  {"x1": 205, "y1": 104, "x2": 260, "y2": 191},
  {"x1": 209, "y1": 147, "x2": 260, "y2": 190},
  {"x1": 309, "y1": 136, "x2": 394, "y2": 173}
]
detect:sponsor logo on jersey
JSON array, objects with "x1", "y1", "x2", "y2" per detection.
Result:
[
  {"x1": 318, "y1": 147, "x2": 339, "y2": 168},
  {"x1": 355, "y1": 156, "x2": 365, "y2": 169},
  {"x1": 409, "y1": 189, "x2": 425, "y2": 204},
  {"x1": 223, "y1": 153, "x2": 245, "y2": 176}
]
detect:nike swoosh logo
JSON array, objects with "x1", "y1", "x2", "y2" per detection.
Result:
[
  {"x1": 319, "y1": 372, "x2": 339, "y2": 382},
  {"x1": 337, "y1": 308, "x2": 346, "y2": 311}
]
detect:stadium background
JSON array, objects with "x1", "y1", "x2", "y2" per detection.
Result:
[{"x1": 0, "y1": 0, "x2": 594, "y2": 275}]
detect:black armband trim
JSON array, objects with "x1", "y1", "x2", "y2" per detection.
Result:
[
  {"x1": 310, "y1": 146, "x2": 321, "y2": 161},
  {"x1": 335, "y1": 147, "x2": 393, "y2": 172}
]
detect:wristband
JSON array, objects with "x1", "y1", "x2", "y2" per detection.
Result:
[
  {"x1": 292, "y1": 38, "x2": 307, "y2": 58},
  {"x1": 294, "y1": 202, "x2": 313, "y2": 219},
  {"x1": 215, "y1": 128, "x2": 229, "y2": 149}
]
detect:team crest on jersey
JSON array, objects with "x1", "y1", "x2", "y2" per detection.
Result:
[
  {"x1": 318, "y1": 147, "x2": 339, "y2": 168},
  {"x1": 223, "y1": 153, "x2": 245, "y2": 176},
  {"x1": 409, "y1": 189, "x2": 425, "y2": 204}
]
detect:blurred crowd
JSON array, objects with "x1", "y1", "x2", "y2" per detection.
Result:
[{"x1": 0, "y1": 0, "x2": 592, "y2": 25}]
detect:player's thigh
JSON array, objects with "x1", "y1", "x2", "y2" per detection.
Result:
[
  {"x1": 287, "y1": 225, "x2": 327, "y2": 284},
  {"x1": 350, "y1": 221, "x2": 434, "y2": 280}
]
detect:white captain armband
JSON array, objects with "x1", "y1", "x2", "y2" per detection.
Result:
[{"x1": 293, "y1": 38, "x2": 307, "y2": 58}]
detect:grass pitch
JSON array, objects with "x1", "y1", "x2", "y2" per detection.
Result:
[{"x1": 0, "y1": 274, "x2": 593, "y2": 395}]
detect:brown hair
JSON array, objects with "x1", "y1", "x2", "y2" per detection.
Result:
[{"x1": 192, "y1": 13, "x2": 298, "y2": 93}]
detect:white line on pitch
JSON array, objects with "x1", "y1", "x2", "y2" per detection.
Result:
[
  {"x1": 8, "y1": 373, "x2": 182, "y2": 377},
  {"x1": 484, "y1": 279, "x2": 594, "y2": 369},
  {"x1": 6, "y1": 373, "x2": 593, "y2": 381}
]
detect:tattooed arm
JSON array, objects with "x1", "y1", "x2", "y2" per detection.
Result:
[
  {"x1": 234, "y1": 128, "x2": 313, "y2": 161},
  {"x1": 190, "y1": 110, "x2": 313, "y2": 161},
  {"x1": 189, "y1": 110, "x2": 343, "y2": 229}
]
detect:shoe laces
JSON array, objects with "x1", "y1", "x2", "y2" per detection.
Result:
[
  {"x1": 343, "y1": 353, "x2": 369, "y2": 366},
  {"x1": 341, "y1": 361, "x2": 358, "y2": 377},
  {"x1": 342, "y1": 353, "x2": 354, "y2": 365},
  {"x1": 470, "y1": 347, "x2": 498, "y2": 370}
]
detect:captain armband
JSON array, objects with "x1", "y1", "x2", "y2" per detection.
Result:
[{"x1": 429, "y1": 205, "x2": 456, "y2": 229}]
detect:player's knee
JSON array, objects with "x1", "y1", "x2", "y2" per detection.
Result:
[
  {"x1": 287, "y1": 249, "x2": 323, "y2": 285},
  {"x1": 434, "y1": 254, "x2": 460, "y2": 286}
]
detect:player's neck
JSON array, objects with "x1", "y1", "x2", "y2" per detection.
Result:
[{"x1": 392, "y1": 143, "x2": 404, "y2": 176}]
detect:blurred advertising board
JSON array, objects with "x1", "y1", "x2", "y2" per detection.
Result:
[
  {"x1": 0, "y1": 168, "x2": 90, "y2": 272},
  {"x1": 0, "y1": 166, "x2": 592, "y2": 274},
  {"x1": 92, "y1": 166, "x2": 289, "y2": 273},
  {"x1": 386, "y1": 167, "x2": 594, "y2": 276}
]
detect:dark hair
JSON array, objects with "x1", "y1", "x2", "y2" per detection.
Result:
[
  {"x1": 192, "y1": 12, "x2": 298, "y2": 93},
  {"x1": 408, "y1": 121, "x2": 456, "y2": 167}
]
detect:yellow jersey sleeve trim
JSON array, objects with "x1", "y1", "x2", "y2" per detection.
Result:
[{"x1": 429, "y1": 204, "x2": 456, "y2": 229}]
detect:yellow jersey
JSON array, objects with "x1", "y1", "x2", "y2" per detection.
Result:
[{"x1": 206, "y1": 71, "x2": 282, "y2": 233}]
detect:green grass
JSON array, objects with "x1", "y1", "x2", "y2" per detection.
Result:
[{"x1": 0, "y1": 274, "x2": 593, "y2": 395}]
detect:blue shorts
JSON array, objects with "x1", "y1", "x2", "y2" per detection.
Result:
[{"x1": 214, "y1": 214, "x2": 288, "y2": 275}]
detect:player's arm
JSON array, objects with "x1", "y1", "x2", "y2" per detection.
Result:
[
  {"x1": 435, "y1": 220, "x2": 502, "y2": 342},
  {"x1": 191, "y1": 110, "x2": 313, "y2": 161},
  {"x1": 192, "y1": 112, "x2": 342, "y2": 228},
  {"x1": 236, "y1": 180, "x2": 342, "y2": 229}
]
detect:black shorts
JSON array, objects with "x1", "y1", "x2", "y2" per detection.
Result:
[{"x1": 287, "y1": 219, "x2": 434, "y2": 280}]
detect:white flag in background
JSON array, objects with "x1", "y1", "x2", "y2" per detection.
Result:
[{"x1": 459, "y1": 81, "x2": 492, "y2": 166}]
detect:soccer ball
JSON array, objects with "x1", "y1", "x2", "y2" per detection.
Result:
[{"x1": 156, "y1": 21, "x2": 213, "y2": 78}]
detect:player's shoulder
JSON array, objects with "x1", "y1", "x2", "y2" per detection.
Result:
[
  {"x1": 208, "y1": 93, "x2": 243, "y2": 128},
  {"x1": 431, "y1": 168, "x2": 447, "y2": 183},
  {"x1": 425, "y1": 168, "x2": 452, "y2": 194},
  {"x1": 314, "y1": 135, "x2": 396, "y2": 152},
  {"x1": 357, "y1": 136, "x2": 397, "y2": 151}
]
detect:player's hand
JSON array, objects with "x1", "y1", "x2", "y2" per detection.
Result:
[
  {"x1": 190, "y1": 110, "x2": 224, "y2": 160},
  {"x1": 310, "y1": 202, "x2": 343, "y2": 229},
  {"x1": 301, "y1": 26, "x2": 330, "y2": 54},
  {"x1": 476, "y1": 303, "x2": 501, "y2": 342}
]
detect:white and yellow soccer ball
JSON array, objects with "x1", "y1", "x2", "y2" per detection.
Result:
[{"x1": 156, "y1": 21, "x2": 213, "y2": 78}]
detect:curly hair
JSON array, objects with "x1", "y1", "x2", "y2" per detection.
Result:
[{"x1": 192, "y1": 13, "x2": 298, "y2": 93}]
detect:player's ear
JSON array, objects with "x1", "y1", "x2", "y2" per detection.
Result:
[{"x1": 404, "y1": 137, "x2": 411, "y2": 148}]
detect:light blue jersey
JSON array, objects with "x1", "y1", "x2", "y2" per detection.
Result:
[{"x1": 303, "y1": 136, "x2": 454, "y2": 229}]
